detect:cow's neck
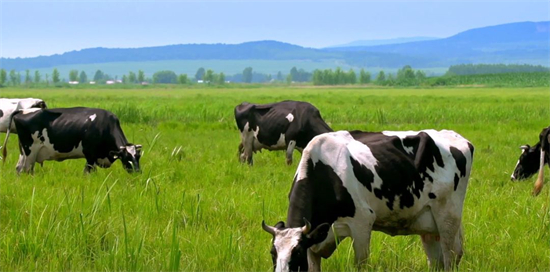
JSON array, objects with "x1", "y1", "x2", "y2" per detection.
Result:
[
  {"x1": 111, "y1": 126, "x2": 129, "y2": 149},
  {"x1": 286, "y1": 159, "x2": 356, "y2": 230},
  {"x1": 286, "y1": 176, "x2": 314, "y2": 228}
]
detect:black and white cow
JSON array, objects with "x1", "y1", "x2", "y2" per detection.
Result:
[
  {"x1": 262, "y1": 129, "x2": 474, "y2": 271},
  {"x1": 0, "y1": 98, "x2": 47, "y2": 132},
  {"x1": 2, "y1": 107, "x2": 142, "y2": 174},
  {"x1": 511, "y1": 126, "x2": 550, "y2": 196},
  {"x1": 235, "y1": 100, "x2": 332, "y2": 165}
]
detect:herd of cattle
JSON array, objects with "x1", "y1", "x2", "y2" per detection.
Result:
[{"x1": 1, "y1": 97, "x2": 548, "y2": 271}]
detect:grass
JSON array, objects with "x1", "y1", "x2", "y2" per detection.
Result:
[{"x1": 0, "y1": 86, "x2": 549, "y2": 271}]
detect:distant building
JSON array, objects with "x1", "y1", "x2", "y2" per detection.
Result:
[
  {"x1": 68, "y1": 81, "x2": 79, "y2": 85},
  {"x1": 115, "y1": 79, "x2": 123, "y2": 83},
  {"x1": 140, "y1": 81, "x2": 149, "y2": 85},
  {"x1": 106, "y1": 80, "x2": 115, "y2": 85},
  {"x1": 89, "y1": 81, "x2": 96, "y2": 84},
  {"x1": 197, "y1": 80, "x2": 204, "y2": 84}
]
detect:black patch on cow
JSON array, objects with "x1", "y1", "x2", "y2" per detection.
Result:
[
  {"x1": 454, "y1": 174, "x2": 460, "y2": 191},
  {"x1": 369, "y1": 209, "x2": 374, "y2": 214},
  {"x1": 0, "y1": 110, "x2": 3, "y2": 118},
  {"x1": 428, "y1": 193, "x2": 436, "y2": 199},
  {"x1": 350, "y1": 156, "x2": 374, "y2": 192},
  {"x1": 286, "y1": 158, "x2": 356, "y2": 229},
  {"x1": 348, "y1": 131, "x2": 445, "y2": 211},
  {"x1": 450, "y1": 146, "x2": 466, "y2": 177},
  {"x1": 467, "y1": 142, "x2": 475, "y2": 157}
]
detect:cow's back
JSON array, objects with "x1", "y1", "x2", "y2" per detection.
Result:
[{"x1": 295, "y1": 129, "x2": 473, "y2": 234}]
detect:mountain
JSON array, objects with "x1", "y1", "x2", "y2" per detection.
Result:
[
  {"x1": 326, "y1": 37, "x2": 439, "y2": 48},
  {"x1": 328, "y1": 21, "x2": 550, "y2": 66},
  {"x1": 1, "y1": 21, "x2": 548, "y2": 74}
]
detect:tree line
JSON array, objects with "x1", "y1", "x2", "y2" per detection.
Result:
[
  {"x1": 447, "y1": 64, "x2": 550, "y2": 75},
  {"x1": 1, "y1": 63, "x2": 548, "y2": 87}
]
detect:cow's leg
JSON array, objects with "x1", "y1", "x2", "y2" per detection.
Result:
[
  {"x1": 307, "y1": 249, "x2": 322, "y2": 272},
  {"x1": 349, "y1": 210, "x2": 375, "y2": 270},
  {"x1": 286, "y1": 140, "x2": 296, "y2": 165},
  {"x1": 432, "y1": 205, "x2": 462, "y2": 271},
  {"x1": 240, "y1": 131, "x2": 254, "y2": 165},
  {"x1": 421, "y1": 234, "x2": 444, "y2": 270}
]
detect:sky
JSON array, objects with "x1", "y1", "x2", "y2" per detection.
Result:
[{"x1": 1, "y1": 0, "x2": 549, "y2": 58}]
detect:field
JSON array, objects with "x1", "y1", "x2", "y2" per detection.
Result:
[{"x1": 1, "y1": 86, "x2": 549, "y2": 271}]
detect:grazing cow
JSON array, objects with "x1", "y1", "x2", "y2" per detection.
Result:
[
  {"x1": 0, "y1": 98, "x2": 47, "y2": 133},
  {"x1": 2, "y1": 107, "x2": 142, "y2": 174},
  {"x1": 235, "y1": 100, "x2": 332, "y2": 165},
  {"x1": 262, "y1": 129, "x2": 474, "y2": 271},
  {"x1": 511, "y1": 126, "x2": 550, "y2": 196}
]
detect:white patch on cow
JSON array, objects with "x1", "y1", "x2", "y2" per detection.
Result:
[
  {"x1": 31, "y1": 129, "x2": 85, "y2": 163},
  {"x1": 273, "y1": 227, "x2": 302, "y2": 272},
  {"x1": 272, "y1": 134, "x2": 286, "y2": 148},
  {"x1": 285, "y1": 113, "x2": 294, "y2": 122},
  {"x1": 97, "y1": 157, "x2": 112, "y2": 167},
  {"x1": 125, "y1": 145, "x2": 136, "y2": 156},
  {"x1": 89, "y1": 114, "x2": 97, "y2": 122}
]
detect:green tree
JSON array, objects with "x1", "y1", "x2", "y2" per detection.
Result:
[
  {"x1": 286, "y1": 74, "x2": 292, "y2": 84},
  {"x1": 69, "y1": 70, "x2": 79, "y2": 82},
  {"x1": 34, "y1": 70, "x2": 41, "y2": 84},
  {"x1": 0, "y1": 69, "x2": 6, "y2": 86},
  {"x1": 25, "y1": 70, "x2": 32, "y2": 84},
  {"x1": 242, "y1": 67, "x2": 253, "y2": 83},
  {"x1": 93, "y1": 70, "x2": 104, "y2": 81},
  {"x1": 128, "y1": 71, "x2": 136, "y2": 83},
  {"x1": 152, "y1": 70, "x2": 177, "y2": 84},
  {"x1": 203, "y1": 69, "x2": 215, "y2": 83},
  {"x1": 122, "y1": 75, "x2": 128, "y2": 84},
  {"x1": 79, "y1": 71, "x2": 88, "y2": 83},
  {"x1": 9, "y1": 70, "x2": 18, "y2": 86},
  {"x1": 348, "y1": 69, "x2": 357, "y2": 84},
  {"x1": 218, "y1": 72, "x2": 226, "y2": 84},
  {"x1": 312, "y1": 70, "x2": 323, "y2": 85},
  {"x1": 359, "y1": 69, "x2": 371, "y2": 84},
  {"x1": 137, "y1": 70, "x2": 145, "y2": 83},
  {"x1": 277, "y1": 71, "x2": 283, "y2": 81},
  {"x1": 195, "y1": 67, "x2": 205, "y2": 81},
  {"x1": 52, "y1": 68, "x2": 60, "y2": 83},
  {"x1": 178, "y1": 74, "x2": 188, "y2": 84},
  {"x1": 376, "y1": 71, "x2": 386, "y2": 85}
]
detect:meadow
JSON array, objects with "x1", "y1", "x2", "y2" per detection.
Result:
[{"x1": 0, "y1": 86, "x2": 549, "y2": 271}]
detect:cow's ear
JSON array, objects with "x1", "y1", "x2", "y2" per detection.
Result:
[
  {"x1": 306, "y1": 223, "x2": 330, "y2": 245},
  {"x1": 274, "y1": 221, "x2": 286, "y2": 230},
  {"x1": 109, "y1": 150, "x2": 120, "y2": 159},
  {"x1": 135, "y1": 145, "x2": 142, "y2": 152}
]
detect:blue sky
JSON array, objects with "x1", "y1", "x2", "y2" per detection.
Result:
[{"x1": 1, "y1": 0, "x2": 548, "y2": 58}]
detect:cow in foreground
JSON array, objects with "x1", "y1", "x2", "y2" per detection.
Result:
[
  {"x1": 235, "y1": 100, "x2": 332, "y2": 165},
  {"x1": 0, "y1": 98, "x2": 47, "y2": 133},
  {"x1": 511, "y1": 126, "x2": 550, "y2": 196},
  {"x1": 2, "y1": 107, "x2": 142, "y2": 174},
  {"x1": 262, "y1": 129, "x2": 474, "y2": 271}
]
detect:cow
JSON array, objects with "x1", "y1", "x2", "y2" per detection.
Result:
[
  {"x1": 0, "y1": 98, "x2": 47, "y2": 133},
  {"x1": 2, "y1": 107, "x2": 142, "y2": 174},
  {"x1": 511, "y1": 126, "x2": 550, "y2": 196},
  {"x1": 235, "y1": 100, "x2": 332, "y2": 165},
  {"x1": 262, "y1": 129, "x2": 474, "y2": 272}
]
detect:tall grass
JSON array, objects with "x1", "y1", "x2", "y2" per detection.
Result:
[{"x1": 0, "y1": 86, "x2": 549, "y2": 271}]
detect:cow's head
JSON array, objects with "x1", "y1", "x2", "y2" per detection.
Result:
[
  {"x1": 511, "y1": 144, "x2": 542, "y2": 181},
  {"x1": 110, "y1": 144, "x2": 142, "y2": 173},
  {"x1": 262, "y1": 219, "x2": 330, "y2": 272}
]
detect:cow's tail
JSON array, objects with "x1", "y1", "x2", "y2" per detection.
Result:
[{"x1": 2, "y1": 110, "x2": 22, "y2": 163}]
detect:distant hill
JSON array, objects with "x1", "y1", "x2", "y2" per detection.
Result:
[
  {"x1": 326, "y1": 37, "x2": 439, "y2": 48},
  {"x1": 1, "y1": 21, "x2": 548, "y2": 74},
  {"x1": 328, "y1": 21, "x2": 550, "y2": 66}
]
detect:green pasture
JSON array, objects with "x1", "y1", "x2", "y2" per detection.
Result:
[{"x1": 0, "y1": 86, "x2": 549, "y2": 271}]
